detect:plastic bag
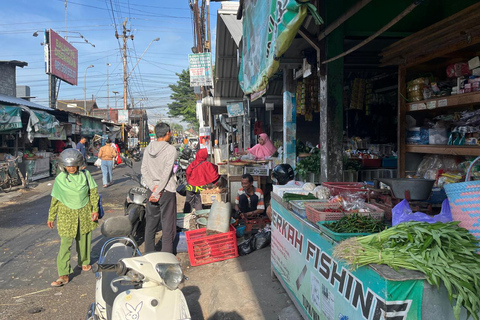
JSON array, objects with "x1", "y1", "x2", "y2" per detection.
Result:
[
  {"x1": 254, "y1": 229, "x2": 271, "y2": 250},
  {"x1": 392, "y1": 199, "x2": 452, "y2": 226},
  {"x1": 94, "y1": 158, "x2": 102, "y2": 167},
  {"x1": 238, "y1": 237, "x2": 255, "y2": 256}
]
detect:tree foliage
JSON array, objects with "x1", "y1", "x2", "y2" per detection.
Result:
[{"x1": 167, "y1": 69, "x2": 198, "y2": 128}]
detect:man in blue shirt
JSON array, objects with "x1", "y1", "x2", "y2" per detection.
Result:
[{"x1": 76, "y1": 137, "x2": 87, "y2": 159}]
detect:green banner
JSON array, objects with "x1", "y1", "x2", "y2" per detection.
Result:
[
  {"x1": 32, "y1": 110, "x2": 59, "y2": 136},
  {"x1": 0, "y1": 105, "x2": 22, "y2": 132},
  {"x1": 239, "y1": 0, "x2": 307, "y2": 95}
]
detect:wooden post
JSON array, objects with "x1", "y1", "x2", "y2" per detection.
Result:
[
  {"x1": 319, "y1": 0, "x2": 344, "y2": 182},
  {"x1": 398, "y1": 65, "x2": 407, "y2": 177}
]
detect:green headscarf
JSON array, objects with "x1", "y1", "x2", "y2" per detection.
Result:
[{"x1": 51, "y1": 170, "x2": 98, "y2": 210}]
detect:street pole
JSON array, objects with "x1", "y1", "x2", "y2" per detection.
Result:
[
  {"x1": 84, "y1": 65, "x2": 94, "y2": 116},
  {"x1": 116, "y1": 18, "x2": 133, "y2": 142},
  {"x1": 106, "y1": 63, "x2": 111, "y2": 108}
]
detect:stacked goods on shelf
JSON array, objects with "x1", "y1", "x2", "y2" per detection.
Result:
[
  {"x1": 350, "y1": 78, "x2": 365, "y2": 110},
  {"x1": 407, "y1": 77, "x2": 432, "y2": 102}
]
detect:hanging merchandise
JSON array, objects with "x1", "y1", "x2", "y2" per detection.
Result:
[
  {"x1": 253, "y1": 121, "x2": 263, "y2": 135},
  {"x1": 350, "y1": 78, "x2": 366, "y2": 110}
]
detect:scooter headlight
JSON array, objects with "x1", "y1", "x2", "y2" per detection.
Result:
[{"x1": 155, "y1": 263, "x2": 183, "y2": 290}]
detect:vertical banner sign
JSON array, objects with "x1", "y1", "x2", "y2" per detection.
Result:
[
  {"x1": 199, "y1": 127, "x2": 212, "y2": 154},
  {"x1": 283, "y1": 91, "x2": 296, "y2": 168},
  {"x1": 118, "y1": 110, "x2": 129, "y2": 124},
  {"x1": 196, "y1": 101, "x2": 204, "y2": 127},
  {"x1": 48, "y1": 29, "x2": 78, "y2": 85},
  {"x1": 271, "y1": 201, "x2": 424, "y2": 320},
  {"x1": 239, "y1": 0, "x2": 307, "y2": 95},
  {"x1": 188, "y1": 53, "x2": 213, "y2": 87}
]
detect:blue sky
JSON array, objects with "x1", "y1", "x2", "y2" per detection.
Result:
[{"x1": 0, "y1": 0, "x2": 223, "y2": 124}]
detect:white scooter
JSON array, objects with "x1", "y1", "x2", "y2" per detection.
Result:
[{"x1": 86, "y1": 217, "x2": 191, "y2": 320}]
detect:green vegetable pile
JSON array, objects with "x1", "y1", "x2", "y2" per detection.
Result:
[
  {"x1": 282, "y1": 193, "x2": 317, "y2": 202},
  {"x1": 324, "y1": 213, "x2": 386, "y2": 234},
  {"x1": 333, "y1": 221, "x2": 480, "y2": 320},
  {"x1": 295, "y1": 149, "x2": 320, "y2": 179}
]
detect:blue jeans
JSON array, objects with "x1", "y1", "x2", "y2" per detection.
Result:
[{"x1": 100, "y1": 160, "x2": 113, "y2": 185}]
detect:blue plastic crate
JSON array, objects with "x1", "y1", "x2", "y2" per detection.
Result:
[{"x1": 382, "y1": 157, "x2": 398, "y2": 168}]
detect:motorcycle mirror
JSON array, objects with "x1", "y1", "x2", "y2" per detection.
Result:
[{"x1": 101, "y1": 216, "x2": 133, "y2": 238}]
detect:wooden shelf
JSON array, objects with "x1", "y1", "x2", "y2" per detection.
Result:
[
  {"x1": 407, "y1": 91, "x2": 480, "y2": 112},
  {"x1": 406, "y1": 145, "x2": 480, "y2": 156}
]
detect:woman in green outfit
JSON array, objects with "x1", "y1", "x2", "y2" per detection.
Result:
[{"x1": 47, "y1": 149, "x2": 99, "y2": 287}]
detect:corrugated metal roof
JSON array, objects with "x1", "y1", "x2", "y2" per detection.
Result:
[
  {"x1": 220, "y1": 14, "x2": 242, "y2": 46},
  {"x1": 0, "y1": 93, "x2": 51, "y2": 111}
]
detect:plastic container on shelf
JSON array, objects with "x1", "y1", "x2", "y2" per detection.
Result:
[
  {"x1": 316, "y1": 221, "x2": 372, "y2": 242},
  {"x1": 305, "y1": 202, "x2": 384, "y2": 224},
  {"x1": 322, "y1": 182, "x2": 370, "y2": 198},
  {"x1": 359, "y1": 169, "x2": 398, "y2": 182},
  {"x1": 361, "y1": 158, "x2": 382, "y2": 168},
  {"x1": 206, "y1": 200, "x2": 231, "y2": 235},
  {"x1": 382, "y1": 157, "x2": 398, "y2": 168},
  {"x1": 186, "y1": 225, "x2": 238, "y2": 266},
  {"x1": 290, "y1": 200, "x2": 328, "y2": 218}
]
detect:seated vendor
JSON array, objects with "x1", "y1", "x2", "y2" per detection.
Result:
[
  {"x1": 237, "y1": 133, "x2": 276, "y2": 160},
  {"x1": 235, "y1": 173, "x2": 265, "y2": 219}
]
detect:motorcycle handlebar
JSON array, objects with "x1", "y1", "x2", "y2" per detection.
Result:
[{"x1": 92, "y1": 263, "x2": 117, "y2": 273}]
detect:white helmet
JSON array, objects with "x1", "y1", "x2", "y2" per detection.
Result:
[{"x1": 59, "y1": 148, "x2": 85, "y2": 172}]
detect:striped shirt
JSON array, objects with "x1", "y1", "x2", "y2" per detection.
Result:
[{"x1": 235, "y1": 187, "x2": 265, "y2": 210}]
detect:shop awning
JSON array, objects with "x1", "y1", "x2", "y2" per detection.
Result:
[
  {"x1": 239, "y1": 0, "x2": 308, "y2": 95},
  {"x1": 220, "y1": 14, "x2": 242, "y2": 46},
  {"x1": 0, "y1": 93, "x2": 52, "y2": 111},
  {"x1": 209, "y1": 4, "x2": 244, "y2": 115}
]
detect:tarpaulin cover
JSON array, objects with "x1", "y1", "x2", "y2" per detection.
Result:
[
  {"x1": 0, "y1": 105, "x2": 22, "y2": 133},
  {"x1": 239, "y1": 0, "x2": 307, "y2": 95}
]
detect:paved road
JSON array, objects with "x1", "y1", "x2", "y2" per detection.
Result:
[
  {"x1": 0, "y1": 161, "x2": 298, "y2": 320},
  {"x1": 0, "y1": 163, "x2": 138, "y2": 320}
]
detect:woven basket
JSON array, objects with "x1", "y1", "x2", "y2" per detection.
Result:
[{"x1": 444, "y1": 156, "x2": 480, "y2": 242}]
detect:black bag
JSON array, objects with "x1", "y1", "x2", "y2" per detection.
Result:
[
  {"x1": 83, "y1": 171, "x2": 105, "y2": 219},
  {"x1": 238, "y1": 237, "x2": 256, "y2": 256},
  {"x1": 254, "y1": 230, "x2": 271, "y2": 250},
  {"x1": 176, "y1": 184, "x2": 187, "y2": 196}
]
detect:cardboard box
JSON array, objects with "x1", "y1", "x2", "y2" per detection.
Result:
[{"x1": 468, "y1": 56, "x2": 480, "y2": 70}]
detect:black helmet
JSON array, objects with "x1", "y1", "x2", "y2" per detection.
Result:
[
  {"x1": 272, "y1": 164, "x2": 294, "y2": 185},
  {"x1": 181, "y1": 147, "x2": 193, "y2": 160},
  {"x1": 59, "y1": 148, "x2": 85, "y2": 172}
]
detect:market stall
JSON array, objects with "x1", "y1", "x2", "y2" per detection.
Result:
[{"x1": 271, "y1": 195, "x2": 480, "y2": 320}]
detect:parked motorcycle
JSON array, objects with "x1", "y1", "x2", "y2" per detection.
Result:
[
  {"x1": 86, "y1": 216, "x2": 191, "y2": 320},
  {"x1": 127, "y1": 143, "x2": 141, "y2": 162},
  {"x1": 175, "y1": 146, "x2": 195, "y2": 188},
  {"x1": 123, "y1": 157, "x2": 147, "y2": 241}
]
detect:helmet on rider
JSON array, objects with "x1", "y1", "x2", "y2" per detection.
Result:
[
  {"x1": 181, "y1": 147, "x2": 193, "y2": 160},
  {"x1": 58, "y1": 148, "x2": 86, "y2": 172},
  {"x1": 271, "y1": 164, "x2": 295, "y2": 185}
]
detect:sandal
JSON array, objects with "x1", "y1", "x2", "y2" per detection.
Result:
[
  {"x1": 51, "y1": 275, "x2": 69, "y2": 287},
  {"x1": 103, "y1": 184, "x2": 108, "y2": 188},
  {"x1": 82, "y1": 265, "x2": 92, "y2": 272}
]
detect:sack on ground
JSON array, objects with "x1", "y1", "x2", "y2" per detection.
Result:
[
  {"x1": 392, "y1": 199, "x2": 452, "y2": 226},
  {"x1": 238, "y1": 237, "x2": 255, "y2": 256},
  {"x1": 254, "y1": 229, "x2": 271, "y2": 250},
  {"x1": 94, "y1": 158, "x2": 101, "y2": 167}
]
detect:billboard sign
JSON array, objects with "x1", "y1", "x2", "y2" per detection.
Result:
[
  {"x1": 48, "y1": 29, "x2": 78, "y2": 85},
  {"x1": 118, "y1": 110, "x2": 129, "y2": 124},
  {"x1": 188, "y1": 53, "x2": 213, "y2": 87},
  {"x1": 226, "y1": 101, "x2": 244, "y2": 117}
]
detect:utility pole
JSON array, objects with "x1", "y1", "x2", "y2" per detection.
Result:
[
  {"x1": 106, "y1": 63, "x2": 111, "y2": 108},
  {"x1": 116, "y1": 18, "x2": 133, "y2": 141}
]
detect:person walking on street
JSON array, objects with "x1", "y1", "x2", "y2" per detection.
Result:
[
  {"x1": 76, "y1": 137, "x2": 87, "y2": 159},
  {"x1": 141, "y1": 123, "x2": 177, "y2": 253},
  {"x1": 184, "y1": 148, "x2": 219, "y2": 213},
  {"x1": 98, "y1": 139, "x2": 117, "y2": 188},
  {"x1": 47, "y1": 149, "x2": 99, "y2": 287}
]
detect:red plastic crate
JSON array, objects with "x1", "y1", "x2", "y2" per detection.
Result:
[
  {"x1": 322, "y1": 182, "x2": 370, "y2": 198},
  {"x1": 185, "y1": 225, "x2": 238, "y2": 266},
  {"x1": 362, "y1": 158, "x2": 382, "y2": 168}
]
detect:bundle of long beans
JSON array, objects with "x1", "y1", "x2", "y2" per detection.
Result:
[{"x1": 333, "y1": 221, "x2": 480, "y2": 320}]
